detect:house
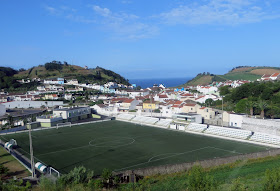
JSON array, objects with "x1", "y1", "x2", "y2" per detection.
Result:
[
  {"x1": 36, "y1": 115, "x2": 63, "y2": 127},
  {"x1": 44, "y1": 78, "x2": 64, "y2": 85},
  {"x1": 92, "y1": 104, "x2": 110, "y2": 114},
  {"x1": 270, "y1": 73, "x2": 280, "y2": 80},
  {"x1": 136, "y1": 103, "x2": 143, "y2": 111},
  {"x1": 44, "y1": 94, "x2": 59, "y2": 100},
  {"x1": 126, "y1": 90, "x2": 149, "y2": 98},
  {"x1": 181, "y1": 103, "x2": 199, "y2": 113},
  {"x1": 143, "y1": 99, "x2": 159, "y2": 112},
  {"x1": 229, "y1": 113, "x2": 245, "y2": 128},
  {"x1": 154, "y1": 94, "x2": 169, "y2": 102},
  {"x1": 118, "y1": 99, "x2": 139, "y2": 111},
  {"x1": 197, "y1": 86, "x2": 218, "y2": 95},
  {"x1": 261, "y1": 74, "x2": 271, "y2": 81},
  {"x1": 66, "y1": 79, "x2": 79, "y2": 85},
  {"x1": 197, "y1": 107, "x2": 216, "y2": 122}
]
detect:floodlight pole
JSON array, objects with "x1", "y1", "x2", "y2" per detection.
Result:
[
  {"x1": 28, "y1": 126, "x2": 36, "y2": 178},
  {"x1": 221, "y1": 96, "x2": 224, "y2": 127}
]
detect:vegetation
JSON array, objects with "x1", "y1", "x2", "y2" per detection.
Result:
[
  {"x1": 216, "y1": 81, "x2": 280, "y2": 118},
  {"x1": 32, "y1": 154, "x2": 280, "y2": 191},
  {"x1": 15, "y1": 61, "x2": 130, "y2": 86},
  {"x1": 183, "y1": 66, "x2": 280, "y2": 86}
]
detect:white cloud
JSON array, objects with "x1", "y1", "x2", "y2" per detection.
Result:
[
  {"x1": 45, "y1": 6, "x2": 59, "y2": 15},
  {"x1": 160, "y1": 0, "x2": 280, "y2": 25},
  {"x1": 92, "y1": 5, "x2": 158, "y2": 39}
]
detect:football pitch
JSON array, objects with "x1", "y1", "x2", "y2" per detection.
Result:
[{"x1": 0, "y1": 120, "x2": 271, "y2": 175}]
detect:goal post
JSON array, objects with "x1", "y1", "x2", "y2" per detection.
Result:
[
  {"x1": 56, "y1": 122, "x2": 71, "y2": 129},
  {"x1": 49, "y1": 167, "x2": 60, "y2": 177}
]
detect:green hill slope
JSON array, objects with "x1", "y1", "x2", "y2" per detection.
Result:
[
  {"x1": 183, "y1": 66, "x2": 280, "y2": 86},
  {"x1": 15, "y1": 61, "x2": 130, "y2": 85}
]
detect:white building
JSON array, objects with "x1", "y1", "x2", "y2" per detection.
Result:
[
  {"x1": 53, "y1": 107, "x2": 91, "y2": 121},
  {"x1": 197, "y1": 86, "x2": 218, "y2": 95},
  {"x1": 229, "y1": 113, "x2": 245, "y2": 128}
]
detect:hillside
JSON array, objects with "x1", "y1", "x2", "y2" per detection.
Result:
[
  {"x1": 183, "y1": 66, "x2": 280, "y2": 86},
  {"x1": 15, "y1": 61, "x2": 130, "y2": 85}
]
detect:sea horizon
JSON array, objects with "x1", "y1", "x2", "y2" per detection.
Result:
[{"x1": 129, "y1": 77, "x2": 193, "y2": 88}]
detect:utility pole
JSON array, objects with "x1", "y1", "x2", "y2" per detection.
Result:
[
  {"x1": 221, "y1": 96, "x2": 224, "y2": 127},
  {"x1": 28, "y1": 126, "x2": 36, "y2": 178}
]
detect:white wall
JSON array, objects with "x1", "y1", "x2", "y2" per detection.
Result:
[
  {"x1": 0, "y1": 104, "x2": 6, "y2": 116},
  {"x1": 229, "y1": 114, "x2": 244, "y2": 128}
]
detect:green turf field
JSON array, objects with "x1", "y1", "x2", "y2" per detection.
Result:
[{"x1": 0, "y1": 121, "x2": 271, "y2": 175}]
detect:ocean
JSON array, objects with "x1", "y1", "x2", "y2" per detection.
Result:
[{"x1": 129, "y1": 77, "x2": 192, "y2": 88}]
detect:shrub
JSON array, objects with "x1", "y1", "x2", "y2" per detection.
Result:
[
  {"x1": 187, "y1": 165, "x2": 217, "y2": 191},
  {"x1": 230, "y1": 178, "x2": 246, "y2": 191},
  {"x1": 263, "y1": 167, "x2": 280, "y2": 191}
]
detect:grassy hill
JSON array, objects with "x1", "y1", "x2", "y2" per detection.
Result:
[
  {"x1": 15, "y1": 61, "x2": 130, "y2": 85},
  {"x1": 183, "y1": 66, "x2": 280, "y2": 86},
  {"x1": 119, "y1": 154, "x2": 280, "y2": 191}
]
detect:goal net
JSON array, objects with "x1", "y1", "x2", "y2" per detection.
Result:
[
  {"x1": 48, "y1": 167, "x2": 61, "y2": 177},
  {"x1": 9, "y1": 139, "x2": 17, "y2": 146},
  {"x1": 56, "y1": 122, "x2": 71, "y2": 129}
]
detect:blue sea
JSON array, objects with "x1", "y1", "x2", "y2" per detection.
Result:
[{"x1": 129, "y1": 77, "x2": 193, "y2": 88}]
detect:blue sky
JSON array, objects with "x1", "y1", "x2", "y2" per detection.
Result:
[{"x1": 1, "y1": 0, "x2": 280, "y2": 79}]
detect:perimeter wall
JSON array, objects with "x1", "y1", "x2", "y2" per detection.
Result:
[{"x1": 118, "y1": 148, "x2": 280, "y2": 177}]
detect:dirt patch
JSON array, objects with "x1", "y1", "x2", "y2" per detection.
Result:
[
  {"x1": 0, "y1": 147, "x2": 30, "y2": 179},
  {"x1": 250, "y1": 68, "x2": 280, "y2": 76}
]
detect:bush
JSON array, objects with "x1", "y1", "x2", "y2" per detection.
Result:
[
  {"x1": 88, "y1": 179, "x2": 103, "y2": 190},
  {"x1": 263, "y1": 167, "x2": 280, "y2": 191},
  {"x1": 187, "y1": 165, "x2": 217, "y2": 191},
  {"x1": 59, "y1": 166, "x2": 94, "y2": 186},
  {"x1": 230, "y1": 178, "x2": 246, "y2": 191}
]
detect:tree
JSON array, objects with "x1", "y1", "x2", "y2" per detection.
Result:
[
  {"x1": 7, "y1": 115, "x2": 14, "y2": 128},
  {"x1": 245, "y1": 99, "x2": 255, "y2": 116},
  {"x1": 219, "y1": 85, "x2": 230, "y2": 96},
  {"x1": 266, "y1": 103, "x2": 280, "y2": 119},
  {"x1": 257, "y1": 99, "x2": 267, "y2": 119},
  {"x1": 101, "y1": 168, "x2": 113, "y2": 188},
  {"x1": 205, "y1": 98, "x2": 214, "y2": 107},
  {"x1": 234, "y1": 99, "x2": 247, "y2": 114}
]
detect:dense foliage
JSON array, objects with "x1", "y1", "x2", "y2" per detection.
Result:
[
  {"x1": 45, "y1": 61, "x2": 63, "y2": 71},
  {"x1": 218, "y1": 81, "x2": 280, "y2": 118}
]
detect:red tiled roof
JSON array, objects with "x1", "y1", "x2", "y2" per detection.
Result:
[
  {"x1": 271, "y1": 73, "x2": 280, "y2": 77},
  {"x1": 159, "y1": 94, "x2": 168, "y2": 98},
  {"x1": 262, "y1": 74, "x2": 271, "y2": 78},
  {"x1": 184, "y1": 103, "x2": 196, "y2": 107},
  {"x1": 123, "y1": 99, "x2": 135, "y2": 103}
]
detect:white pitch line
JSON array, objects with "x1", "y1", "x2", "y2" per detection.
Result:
[
  {"x1": 115, "y1": 147, "x2": 210, "y2": 172},
  {"x1": 148, "y1": 153, "x2": 178, "y2": 162},
  {"x1": 208, "y1": 146, "x2": 243, "y2": 154},
  {"x1": 36, "y1": 145, "x2": 90, "y2": 157}
]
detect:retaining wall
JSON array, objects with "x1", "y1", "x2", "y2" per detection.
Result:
[{"x1": 118, "y1": 149, "x2": 280, "y2": 177}]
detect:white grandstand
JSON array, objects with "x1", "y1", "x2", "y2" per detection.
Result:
[
  {"x1": 250, "y1": 132, "x2": 280, "y2": 145},
  {"x1": 117, "y1": 114, "x2": 135, "y2": 121},
  {"x1": 155, "y1": 119, "x2": 172, "y2": 127},
  {"x1": 131, "y1": 116, "x2": 159, "y2": 125},
  {"x1": 205, "y1": 126, "x2": 252, "y2": 140},
  {"x1": 115, "y1": 115, "x2": 280, "y2": 147},
  {"x1": 186, "y1": 123, "x2": 207, "y2": 132}
]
